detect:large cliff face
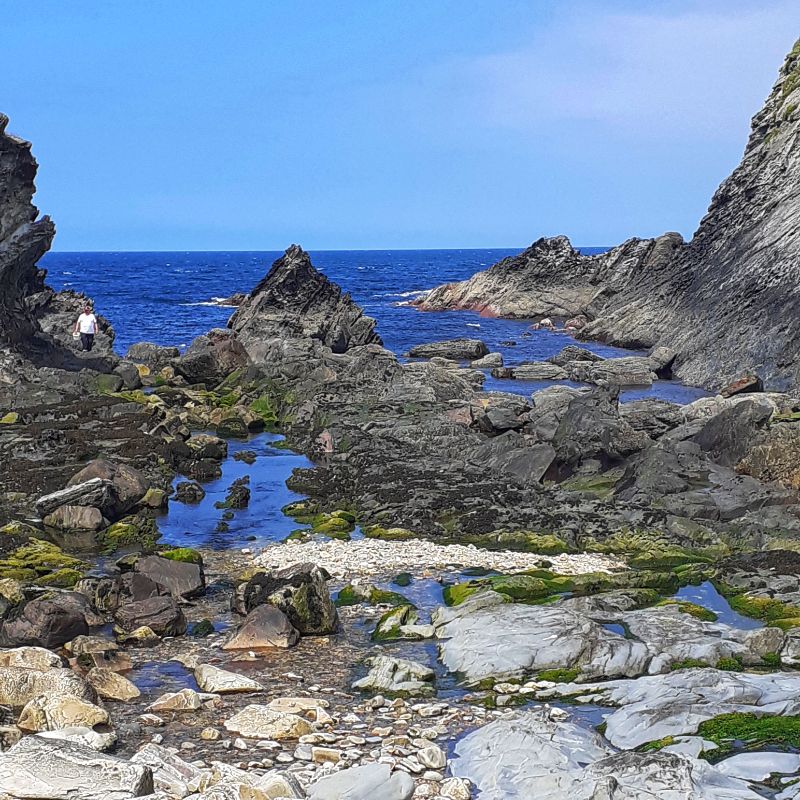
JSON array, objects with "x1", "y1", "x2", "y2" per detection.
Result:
[
  {"x1": 418, "y1": 41, "x2": 800, "y2": 392},
  {"x1": 0, "y1": 114, "x2": 56, "y2": 346}
]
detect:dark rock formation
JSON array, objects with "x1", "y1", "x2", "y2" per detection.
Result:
[
  {"x1": 416, "y1": 41, "x2": 800, "y2": 391},
  {"x1": 229, "y1": 244, "x2": 381, "y2": 359}
]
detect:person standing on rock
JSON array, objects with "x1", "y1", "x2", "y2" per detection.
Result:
[{"x1": 73, "y1": 303, "x2": 98, "y2": 351}]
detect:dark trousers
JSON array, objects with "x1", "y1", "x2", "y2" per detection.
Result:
[{"x1": 80, "y1": 333, "x2": 95, "y2": 352}]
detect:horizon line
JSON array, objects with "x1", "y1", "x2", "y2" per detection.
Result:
[{"x1": 44, "y1": 244, "x2": 611, "y2": 255}]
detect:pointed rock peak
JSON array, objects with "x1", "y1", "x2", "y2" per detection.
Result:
[{"x1": 230, "y1": 245, "x2": 382, "y2": 357}]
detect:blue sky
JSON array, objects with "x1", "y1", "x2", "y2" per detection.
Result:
[{"x1": 4, "y1": 0, "x2": 798, "y2": 250}]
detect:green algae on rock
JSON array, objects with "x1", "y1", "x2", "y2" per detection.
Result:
[{"x1": 97, "y1": 515, "x2": 162, "y2": 554}]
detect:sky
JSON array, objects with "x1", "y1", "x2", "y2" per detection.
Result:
[{"x1": 3, "y1": 0, "x2": 798, "y2": 251}]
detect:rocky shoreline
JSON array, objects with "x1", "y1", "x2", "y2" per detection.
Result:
[{"x1": 0, "y1": 39, "x2": 799, "y2": 800}]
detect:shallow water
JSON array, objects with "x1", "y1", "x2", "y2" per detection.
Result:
[
  {"x1": 158, "y1": 432, "x2": 312, "y2": 550},
  {"x1": 672, "y1": 581, "x2": 763, "y2": 630}
]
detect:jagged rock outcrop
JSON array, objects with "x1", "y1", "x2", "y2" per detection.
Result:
[
  {"x1": 229, "y1": 244, "x2": 382, "y2": 359},
  {"x1": 417, "y1": 41, "x2": 800, "y2": 392}
]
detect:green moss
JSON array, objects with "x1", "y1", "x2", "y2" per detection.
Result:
[
  {"x1": 363, "y1": 526, "x2": 416, "y2": 541},
  {"x1": 369, "y1": 588, "x2": 412, "y2": 607},
  {"x1": 716, "y1": 656, "x2": 744, "y2": 672},
  {"x1": 537, "y1": 668, "x2": 580, "y2": 683},
  {"x1": 596, "y1": 721, "x2": 608, "y2": 737},
  {"x1": 281, "y1": 500, "x2": 319, "y2": 522},
  {"x1": 158, "y1": 547, "x2": 203, "y2": 565},
  {"x1": 0, "y1": 412, "x2": 19, "y2": 424},
  {"x1": 0, "y1": 521, "x2": 40, "y2": 537},
  {"x1": 312, "y1": 516, "x2": 354, "y2": 536},
  {"x1": 716, "y1": 582, "x2": 800, "y2": 629},
  {"x1": 762, "y1": 652, "x2": 782, "y2": 669},
  {"x1": 371, "y1": 604, "x2": 420, "y2": 641},
  {"x1": 36, "y1": 568, "x2": 83, "y2": 588},
  {"x1": 191, "y1": 619, "x2": 215, "y2": 637},
  {"x1": 697, "y1": 712, "x2": 800, "y2": 757},
  {"x1": 0, "y1": 539, "x2": 87, "y2": 587},
  {"x1": 560, "y1": 471, "x2": 620, "y2": 497},
  {"x1": 249, "y1": 393, "x2": 279, "y2": 429},
  {"x1": 670, "y1": 658, "x2": 708, "y2": 671},
  {"x1": 284, "y1": 529, "x2": 311, "y2": 543},
  {"x1": 657, "y1": 599, "x2": 718, "y2": 622},
  {"x1": 641, "y1": 735, "x2": 675, "y2": 752},
  {"x1": 335, "y1": 585, "x2": 364, "y2": 607},
  {"x1": 442, "y1": 582, "x2": 480, "y2": 607},
  {"x1": 108, "y1": 390, "x2": 160, "y2": 405},
  {"x1": 98, "y1": 515, "x2": 161, "y2": 553}
]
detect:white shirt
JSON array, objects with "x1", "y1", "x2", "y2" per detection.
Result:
[{"x1": 77, "y1": 313, "x2": 97, "y2": 334}]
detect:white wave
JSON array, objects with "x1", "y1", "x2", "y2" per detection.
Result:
[
  {"x1": 466, "y1": 323, "x2": 481, "y2": 328},
  {"x1": 374, "y1": 289, "x2": 430, "y2": 300}
]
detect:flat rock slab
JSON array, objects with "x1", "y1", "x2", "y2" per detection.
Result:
[
  {"x1": 451, "y1": 708, "x2": 762, "y2": 800},
  {"x1": 352, "y1": 655, "x2": 435, "y2": 696},
  {"x1": 434, "y1": 591, "x2": 783, "y2": 684},
  {"x1": 308, "y1": 762, "x2": 414, "y2": 800},
  {"x1": 538, "y1": 668, "x2": 800, "y2": 750},
  {"x1": 0, "y1": 735, "x2": 153, "y2": 799},
  {"x1": 223, "y1": 605, "x2": 299, "y2": 650}
]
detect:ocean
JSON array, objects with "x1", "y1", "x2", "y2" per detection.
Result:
[{"x1": 41, "y1": 248, "x2": 707, "y2": 405}]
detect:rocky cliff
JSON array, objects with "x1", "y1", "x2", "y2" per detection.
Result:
[
  {"x1": 0, "y1": 113, "x2": 56, "y2": 346},
  {"x1": 417, "y1": 41, "x2": 800, "y2": 392},
  {"x1": 229, "y1": 244, "x2": 382, "y2": 361}
]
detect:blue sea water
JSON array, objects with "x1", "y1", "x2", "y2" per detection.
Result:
[{"x1": 41, "y1": 249, "x2": 708, "y2": 405}]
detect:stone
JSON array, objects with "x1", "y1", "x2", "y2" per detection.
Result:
[
  {"x1": 308, "y1": 762, "x2": 415, "y2": 800},
  {"x1": 125, "y1": 342, "x2": 180, "y2": 371},
  {"x1": 43, "y1": 504, "x2": 106, "y2": 531},
  {"x1": 131, "y1": 742, "x2": 208, "y2": 797},
  {"x1": 35, "y1": 478, "x2": 113, "y2": 518},
  {"x1": 194, "y1": 664, "x2": 264, "y2": 694},
  {"x1": 0, "y1": 592, "x2": 93, "y2": 648},
  {"x1": 510, "y1": 362, "x2": 568, "y2": 381},
  {"x1": 549, "y1": 345, "x2": 604, "y2": 366},
  {"x1": 233, "y1": 562, "x2": 339, "y2": 635},
  {"x1": 67, "y1": 459, "x2": 149, "y2": 518},
  {"x1": 408, "y1": 339, "x2": 488, "y2": 361},
  {"x1": 721, "y1": 375, "x2": 764, "y2": 398},
  {"x1": 174, "y1": 328, "x2": 251, "y2": 384},
  {"x1": 148, "y1": 689, "x2": 204, "y2": 712},
  {"x1": 36, "y1": 726, "x2": 117, "y2": 752},
  {"x1": 0, "y1": 666, "x2": 94, "y2": 707},
  {"x1": 223, "y1": 604, "x2": 300, "y2": 650},
  {"x1": 87, "y1": 667, "x2": 141, "y2": 701},
  {"x1": 223, "y1": 705, "x2": 313, "y2": 739},
  {"x1": 135, "y1": 554, "x2": 205, "y2": 599},
  {"x1": 174, "y1": 481, "x2": 206, "y2": 504},
  {"x1": 417, "y1": 744, "x2": 446, "y2": 769},
  {"x1": 114, "y1": 596, "x2": 187, "y2": 637},
  {"x1": 17, "y1": 694, "x2": 108, "y2": 732},
  {"x1": 0, "y1": 646, "x2": 63, "y2": 671},
  {"x1": 0, "y1": 736, "x2": 153, "y2": 799},
  {"x1": 352, "y1": 656, "x2": 435, "y2": 696},
  {"x1": 471, "y1": 352, "x2": 503, "y2": 368}
]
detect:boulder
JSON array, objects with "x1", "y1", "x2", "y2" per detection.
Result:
[
  {"x1": 408, "y1": 339, "x2": 489, "y2": 360},
  {"x1": 233, "y1": 562, "x2": 338, "y2": 635},
  {"x1": 113, "y1": 596, "x2": 187, "y2": 638},
  {"x1": 35, "y1": 478, "x2": 113, "y2": 518},
  {"x1": 131, "y1": 742, "x2": 208, "y2": 798},
  {"x1": 0, "y1": 592, "x2": 94, "y2": 648},
  {"x1": 0, "y1": 736, "x2": 153, "y2": 799},
  {"x1": 0, "y1": 646, "x2": 63, "y2": 671},
  {"x1": 17, "y1": 694, "x2": 109, "y2": 733},
  {"x1": 174, "y1": 328, "x2": 250, "y2": 385},
  {"x1": 223, "y1": 704, "x2": 313, "y2": 739},
  {"x1": 223, "y1": 605, "x2": 300, "y2": 650},
  {"x1": 87, "y1": 668, "x2": 141, "y2": 701},
  {"x1": 511, "y1": 362, "x2": 569, "y2": 381},
  {"x1": 113, "y1": 360, "x2": 143, "y2": 389},
  {"x1": 134, "y1": 554, "x2": 205, "y2": 599},
  {"x1": 0, "y1": 666, "x2": 95, "y2": 706},
  {"x1": 43, "y1": 504, "x2": 106, "y2": 532},
  {"x1": 37, "y1": 726, "x2": 117, "y2": 752},
  {"x1": 549, "y1": 345, "x2": 604, "y2": 366},
  {"x1": 471, "y1": 352, "x2": 503, "y2": 369},
  {"x1": 67, "y1": 459, "x2": 148, "y2": 518},
  {"x1": 148, "y1": 688, "x2": 204, "y2": 712},
  {"x1": 125, "y1": 342, "x2": 180, "y2": 372},
  {"x1": 308, "y1": 762, "x2": 414, "y2": 800}
]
